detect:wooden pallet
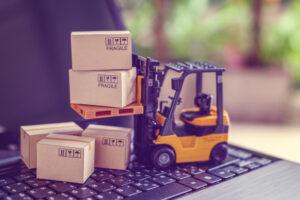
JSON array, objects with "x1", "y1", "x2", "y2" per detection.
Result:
[{"x1": 70, "y1": 102, "x2": 144, "y2": 119}]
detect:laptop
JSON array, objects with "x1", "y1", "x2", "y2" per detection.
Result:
[
  {"x1": 1, "y1": 1, "x2": 300, "y2": 200},
  {"x1": 0, "y1": 132, "x2": 300, "y2": 200}
]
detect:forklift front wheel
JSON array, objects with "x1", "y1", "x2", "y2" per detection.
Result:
[
  {"x1": 210, "y1": 143, "x2": 227, "y2": 164},
  {"x1": 151, "y1": 146, "x2": 175, "y2": 169}
]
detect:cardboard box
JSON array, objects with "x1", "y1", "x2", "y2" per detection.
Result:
[
  {"x1": 82, "y1": 124, "x2": 132, "y2": 170},
  {"x1": 71, "y1": 31, "x2": 132, "y2": 70},
  {"x1": 20, "y1": 122, "x2": 83, "y2": 169},
  {"x1": 37, "y1": 134, "x2": 95, "y2": 184},
  {"x1": 69, "y1": 68, "x2": 136, "y2": 108}
]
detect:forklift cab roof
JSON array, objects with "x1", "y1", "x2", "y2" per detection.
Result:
[{"x1": 165, "y1": 62, "x2": 225, "y2": 74}]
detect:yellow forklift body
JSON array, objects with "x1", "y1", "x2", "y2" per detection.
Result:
[
  {"x1": 154, "y1": 133, "x2": 228, "y2": 163},
  {"x1": 180, "y1": 106, "x2": 230, "y2": 126},
  {"x1": 156, "y1": 109, "x2": 229, "y2": 128}
]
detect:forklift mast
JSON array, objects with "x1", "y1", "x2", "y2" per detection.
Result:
[{"x1": 132, "y1": 54, "x2": 161, "y2": 163}]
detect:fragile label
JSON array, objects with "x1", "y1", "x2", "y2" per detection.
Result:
[
  {"x1": 105, "y1": 37, "x2": 128, "y2": 50},
  {"x1": 102, "y1": 137, "x2": 125, "y2": 147},
  {"x1": 58, "y1": 148, "x2": 81, "y2": 158},
  {"x1": 97, "y1": 74, "x2": 118, "y2": 89}
]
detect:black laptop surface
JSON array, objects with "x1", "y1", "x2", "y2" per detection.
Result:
[{"x1": 1, "y1": 142, "x2": 300, "y2": 200}]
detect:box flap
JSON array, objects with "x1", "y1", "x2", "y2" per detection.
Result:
[
  {"x1": 39, "y1": 134, "x2": 94, "y2": 149},
  {"x1": 85, "y1": 124, "x2": 132, "y2": 137},
  {"x1": 72, "y1": 31, "x2": 130, "y2": 36},
  {"x1": 45, "y1": 134, "x2": 94, "y2": 143},
  {"x1": 21, "y1": 122, "x2": 80, "y2": 132}
]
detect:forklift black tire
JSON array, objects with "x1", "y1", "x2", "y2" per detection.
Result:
[
  {"x1": 151, "y1": 146, "x2": 175, "y2": 169},
  {"x1": 210, "y1": 143, "x2": 227, "y2": 164}
]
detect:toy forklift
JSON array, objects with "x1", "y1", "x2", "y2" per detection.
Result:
[{"x1": 71, "y1": 54, "x2": 229, "y2": 169}]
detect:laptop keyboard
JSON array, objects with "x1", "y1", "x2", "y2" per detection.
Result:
[{"x1": 0, "y1": 145, "x2": 276, "y2": 200}]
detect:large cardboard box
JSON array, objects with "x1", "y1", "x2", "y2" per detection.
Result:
[
  {"x1": 69, "y1": 68, "x2": 136, "y2": 107},
  {"x1": 71, "y1": 31, "x2": 132, "y2": 71},
  {"x1": 20, "y1": 122, "x2": 82, "y2": 169},
  {"x1": 37, "y1": 134, "x2": 95, "y2": 184},
  {"x1": 82, "y1": 124, "x2": 132, "y2": 170}
]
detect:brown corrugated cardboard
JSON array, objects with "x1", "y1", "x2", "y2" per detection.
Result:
[
  {"x1": 69, "y1": 68, "x2": 136, "y2": 108},
  {"x1": 20, "y1": 122, "x2": 82, "y2": 169},
  {"x1": 82, "y1": 124, "x2": 132, "y2": 170},
  {"x1": 71, "y1": 31, "x2": 132, "y2": 70},
  {"x1": 37, "y1": 134, "x2": 95, "y2": 184}
]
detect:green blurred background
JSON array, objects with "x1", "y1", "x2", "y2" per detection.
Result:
[
  {"x1": 120, "y1": 0, "x2": 300, "y2": 87},
  {"x1": 118, "y1": 0, "x2": 300, "y2": 124}
]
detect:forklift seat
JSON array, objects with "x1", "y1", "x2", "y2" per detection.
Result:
[{"x1": 180, "y1": 94, "x2": 212, "y2": 121}]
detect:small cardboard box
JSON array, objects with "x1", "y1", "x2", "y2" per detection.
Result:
[
  {"x1": 37, "y1": 134, "x2": 95, "y2": 184},
  {"x1": 82, "y1": 124, "x2": 132, "y2": 170},
  {"x1": 69, "y1": 68, "x2": 136, "y2": 108},
  {"x1": 20, "y1": 122, "x2": 82, "y2": 169},
  {"x1": 71, "y1": 31, "x2": 132, "y2": 71}
]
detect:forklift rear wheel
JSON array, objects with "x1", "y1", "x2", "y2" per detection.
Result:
[
  {"x1": 210, "y1": 143, "x2": 227, "y2": 163},
  {"x1": 151, "y1": 146, "x2": 175, "y2": 169}
]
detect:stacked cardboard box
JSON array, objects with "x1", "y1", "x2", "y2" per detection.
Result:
[
  {"x1": 69, "y1": 31, "x2": 136, "y2": 108},
  {"x1": 20, "y1": 31, "x2": 137, "y2": 184}
]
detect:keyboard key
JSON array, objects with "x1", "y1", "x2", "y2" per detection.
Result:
[
  {"x1": 95, "y1": 191, "x2": 123, "y2": 200},
  {"x1": 222, "y1": 165, "x2": 248, "y2": 175},
  {"x1": 227, "y1": 148, "x2": 252, "y2": 159},
  {"x1": 0, "y1": 178, "x2": 15, "y2": 187},
  {"x1": 28, "y1": 187, "x2": 56, "y2": 199},
  {"x1": 142, "y1": 168, "x2": 166, "y2": 176},
  {"x1": 3, "y1": 183, "x2": 30, "y2": 194},
  {"x1": 126, "y1": 171, "x2": 150, "y2": 181},
  {"x1": 82, "y1": 177, "x2": 96, "y2": 186},
  {"x1": 25, "y1": 179, "x2": 51, "y2": 187},
  {"x1": 14, "y1": 173, "x2": 35, "y2": 182},
  {"x1": 69, "y1": 186, "x2": 96, "y2": 199},
  {"x1": 89, "y1": 181, "x2": 116, "y2": 193},
  {"x1": 208, "y1": 156, "x2": 240, "y2": 171},
  {"x1": 236, "y1": 160, "x2": 253, "y2": 168},
  {"x1": 4, "y1": 192, "x2": 32, "y2": 200},
  {"x1": 108, "y1": 176, "x2": 133, "y2": 187},
  {"x1": 166, "y1": 170, "x2": 191, "y2": 180},
  {"x1": 107, "y1": 169, "x2": 129, "y2": 176},
  {"x1": 245, "y1": 162, "x2": 261, "y2": 170},
  {"x1": 129, "y1": 162, "x2": 146, "y2": 170},
  {"x1": 194, "y1": 173, "x2": 222, "y2": 184},
  {"x1": 49, "y1": 182, "x2": 77, "y2": 193},
  {"x1": 179, "y1": 165, "x2": 204, "y2": 175},
  {"x1": 210, "y1": 168, "x2": 235, "y2": 179},
  {"x1": 20, "y1": 168, "x2": 32, "y2": 174},
  {"x1": 133, "y1": 179, "x2": 159, "y2": 191},
  {"x1": 237, "y1": 159, "x2": 261, "y2": 170},
  {"x1": 249, "y1": 157, "x2": 272, "y2": 166},
  {"x1": 179, "y1": 177, "x2": 207, "y2": 190},
  {"x1": 126, "y1": 182, "x2": 192, "y2": 200},
  {"x1": 151, "y1": 174, "x2": 175, "y2": 185},
  {"x1": 115, "y1": 185, "x2": 142, "y2": 197},
  {"x1": 91, "y1": 172, "x2": 114, "y2": 182},
  {"x1": 48, "y1": 192, "x2": 76, "y2": 200}
]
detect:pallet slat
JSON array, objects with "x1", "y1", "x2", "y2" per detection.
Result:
[{"x1": 70, "y1": 102, "x2": 144, "y2": 119}]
